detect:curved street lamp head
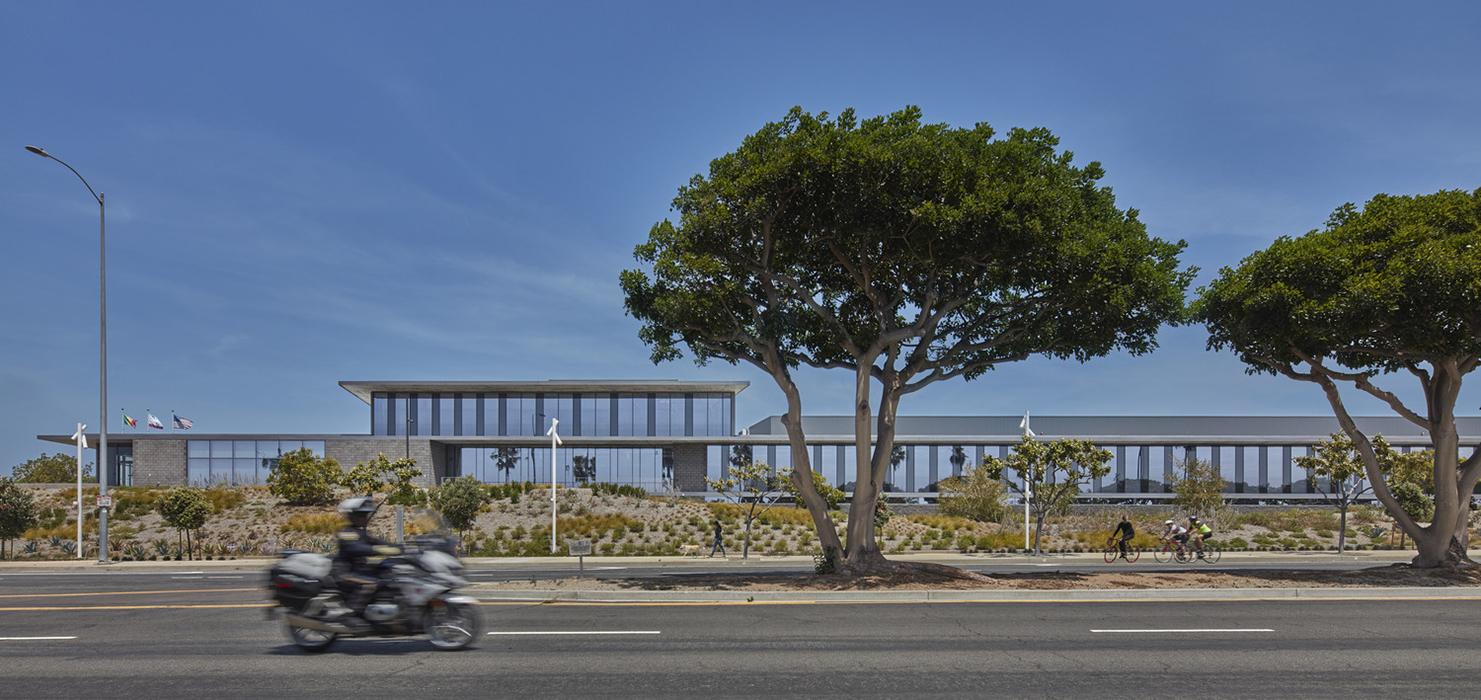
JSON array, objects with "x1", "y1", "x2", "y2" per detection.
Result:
[{"x1": 25, "y1": 145, "x2": 51, "y2": 158}]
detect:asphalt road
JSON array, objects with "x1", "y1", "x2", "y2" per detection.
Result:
[{"x1": 1, "y1": 587, "x2": 1478, "y2": 698}]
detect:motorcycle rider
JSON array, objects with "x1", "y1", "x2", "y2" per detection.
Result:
[{"x1": 333, "y1": 496, "x2": 400, "y2": 616}]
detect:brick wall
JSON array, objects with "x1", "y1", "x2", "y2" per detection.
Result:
[
  {"x1": 133, "y1": 440, "x2": 186, "y2": 486},
  {"x1": 671, "y1": 443, "x2": 708, "y2": 491},
  {"x1": 325, "y1": 438, "x2": 439, "y2": 486}
]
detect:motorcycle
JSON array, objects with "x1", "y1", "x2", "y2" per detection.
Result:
[{"x1": 266, "y1": 528, "x2": 483, "y2": 652}]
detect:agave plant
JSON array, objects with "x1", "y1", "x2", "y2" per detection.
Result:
[
  {"x1": 22, "y1": 540, "x2": 39, "y2": 556},
  {"x1": 153, "y1": 539, "x2": 171, "y2": 556},
  {"x1": 124, "y1": 542, "x2": 149, "y2": 561},
  {"x1": 48, "y1": 535, "x2": 64, "y2": 548},
  {"x1": 60, "y1": 541, "x2": 77, "y2": 555}
]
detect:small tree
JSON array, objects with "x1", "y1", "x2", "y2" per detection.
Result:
[
  {"x1": 156, "y1": 488, "x2": 209, "y2": 560},
  {"x1": 431, "y1": 476, "x2": 487, "y2": 549},
  {"x1": 343, "y1": 454, "x2": 426, "y2": 506},
  {"x1": 1295, "y1": 434, "x2": 1418, "y2": 552},
  {"x1": 0, "y1": 478, "x2": 39, "y2": 559},
  {"x1": 1170, "y1": 457, "x2": 1226, "y2": 521},
  {"x1": 982, "y1": 437, "x2": 1112, "y2": 555},
  {"x1": 706, "y1": 460, "x2": 787, "y2": 559},
  {"x1": 784, "y1": 470, "x2": 844, "y2": 511},
  {"x1": 267, "y1": 449, "x2": 342, "y2": 506},
  {"x1": 939, "y1": 465, "x2": 1007, "y2": 523},
  {"x1": 11, "y1": 453, "x2": 95, "y2": 483}
]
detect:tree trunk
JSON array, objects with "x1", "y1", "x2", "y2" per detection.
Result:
[
  {"x1": 841, "y1": 361, "x2": 895, "y2": 575},
  {"x1": 742, "y1": 518, "x2": 752, "y2": 560},
  {"x1": 1034, "y1": 510, "x2": 1046, "y2": 556},
  {"x1": 1337, "y1": 502, "x2": 1348, "y2": 554},
  {"x1": 773, "y1": 371, "x2": 844, "y2": 566}
]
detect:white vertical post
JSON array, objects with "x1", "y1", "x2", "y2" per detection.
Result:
[
  {"x1": 1019, "y1": 411, "x2": 1035, "y2": 555},
  {"x1": 545, "y1": 418, "x2": 563, "y2": 554},
  {"x1": 73, "y1": 423, "x2": 87, "y2": 559}
]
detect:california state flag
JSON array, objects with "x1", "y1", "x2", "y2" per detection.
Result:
[{"x1": 146, "y1": 411, "x2": 165, "y2": 430}]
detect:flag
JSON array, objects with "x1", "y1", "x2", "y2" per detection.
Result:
[
  {"x1": 146, "y1": 411, "x2": 164, "y2": 430},
  {"x1": 172, "y1": 413, "x2": 194, "y2": 430},
  {"x1": 121, "y1": 410, "x2": 137, "y2": 429},
  {"x1": 1019, "y1": 411, "x2": 1035, "y2": 439}
]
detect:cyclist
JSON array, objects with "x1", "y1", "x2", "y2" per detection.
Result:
[
  {"x1": 1110, "y1": 515, "x2": 1136, "y2": 560},
  {"x1": 1188, "y1": 515, "x2": 1214, "y2": 558},
  {"x1": 1161, "y1": 519, "x2": 1189, "y2": 552}
]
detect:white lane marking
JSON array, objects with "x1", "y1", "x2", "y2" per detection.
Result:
[
  {"x1": 170, "y1": 576, "x2": 205, "y2": 580},
  {"x1": 0, "y1": 636, "x2": 78, "y2": 641},
  {"x1": 205, "y1": 576, "x2": 243, "y2": 580},
  {"x1": 1091, "y1": 628, "x2": 1274, "y2": 633},
  {"x1": 488, "y1": 630, "x2": 661, "y2": 636},
  {"x1": 593, "y1": 567, "x2": 627, "y2": 570}
]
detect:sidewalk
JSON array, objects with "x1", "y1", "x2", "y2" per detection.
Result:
[
  {"x1": 470, "y1": 585, "x2": 1481, "y2": 604},
  {"x1": 0, "y1": 549, "x2": 1439, "y2": 571}
]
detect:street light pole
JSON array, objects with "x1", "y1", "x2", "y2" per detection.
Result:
[{"x1": 26, "y1": 145, "x2": 110, "y2": 564}]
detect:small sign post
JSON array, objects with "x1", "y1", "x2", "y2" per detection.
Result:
[
  {"x1": 568, "y1": 538, "x2": 592, "y2": 577},
  {"x1": 95, "y1": 494, "x2": 113, "y2": 509}
]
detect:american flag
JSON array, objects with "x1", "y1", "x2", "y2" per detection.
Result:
[{"x1": 173, "y1": 413, "x2": 194, "y2": 430}]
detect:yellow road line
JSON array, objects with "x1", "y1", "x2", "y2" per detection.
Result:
[
  {"x1": 0, "y1": 602, "x2": 271, "y2": 612},
  {"x1": 0, "y1": 587, "x2": 259, "y2": 600},
  {"x1": 477, "y1": 595, "x2": 1481, "y2": 607}
]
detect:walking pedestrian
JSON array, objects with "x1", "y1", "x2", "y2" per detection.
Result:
[{"x1": 709, "y1": 518, "x2": 727, "y2": 558}]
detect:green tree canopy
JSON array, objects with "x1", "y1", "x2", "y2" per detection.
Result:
[
  {"x1": 156, "y1": 488, "x2": 209, "y2": 560},
  {"x1": 343, "y1": 454, "x2": 426, "y2": 506},
  {"x1": 1169, "y1": 458, "x2": 1226, "y2": 520},
  {"x1": 11, "y1": 453, "x2": 95, "y2": 483},
  {"x1": 431, "y1": 476, "x2": 487, "y2": 546},
  {"x1": 1195, "y1": 188, "x2": 1481, "y2": 567},
  {"x1": 0, "y1": 478, "x2": 40, "y2": 559},
  {"x1": 622, "y1": 106, "x2": 1190, "y2": 573},
  {"x1": 267, "y1": 449, "x2": 343, "y2": 506}
]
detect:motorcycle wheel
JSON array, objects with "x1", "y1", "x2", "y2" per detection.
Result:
[
  {"x1": 287, "y1": 621, "x2": 338, "y2": 653},
  {"x1": 425, "y1": 601, "x2": 483, "y2": 651}
]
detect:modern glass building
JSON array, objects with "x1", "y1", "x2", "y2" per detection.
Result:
[{"x1": 39, "y1": 379, "x2": 1481, "y2": 501}]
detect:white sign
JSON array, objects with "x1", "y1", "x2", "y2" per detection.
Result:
[
  {"x1": 567, "y1": 538, "x2": 592, "y2": 556},
  {"x1": 96, "y1": 494, "x2": 112, "y2": 509}
]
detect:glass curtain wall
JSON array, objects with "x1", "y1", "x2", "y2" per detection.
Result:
[
  {"x1": 187, "y1": 440, "x2": 325, "y2": 486},
  {"x1": 456, "y1": 446, "x2": 671, "y2": 490}
]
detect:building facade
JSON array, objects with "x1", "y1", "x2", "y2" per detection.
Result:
[{"x1": 40, "y1": 379, "x2": 1481, "y2": 501}]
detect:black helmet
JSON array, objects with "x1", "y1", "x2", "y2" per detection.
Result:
[{"x1": 338, "y1": 496, "x2": 378, "y2": 525}]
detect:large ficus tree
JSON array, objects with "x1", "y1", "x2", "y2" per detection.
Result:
[
  {"x1": 1196, "y1": 188, "x2": 1481, "y2": 568},
  {"x1": 621, "y1": 106, "x2": 1191, "y2": 574}
]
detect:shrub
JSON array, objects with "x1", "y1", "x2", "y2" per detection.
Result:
[
  {"x1": 432, "y1": 476, "x2": 488, "y2": 543},
  {"x1": 956, "y1": 534, "x2": 976, "y2": 552},
  {"x1": 10, "y1": 453, "x2": 96, "y2": 483},
  {"x1": 939, "y1": 468, "x2": 1007, "y2": 523},
  {"x1": 1225, "y1": 537, "x2": 1250, "y2": 550},
  {"x1": 591, "y1": 483, "x2": 648, "y2": 499},
  {"x1": 282, "y1": 512, "x2": 342, "y2": 535},
  {"x1": 0, "y1": 478, "x2": 40, "y2": 558},
  {"x1": 201, "y1": 486, "x2": 246, "y2": 513},
  {"x1": 267, "y1": 449, "x2": 342, "y2": 506}
]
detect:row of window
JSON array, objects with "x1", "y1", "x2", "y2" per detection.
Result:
[
  {"x1": 186, "y1": 440, "x2": 326, "y2": 486},
  {"x1": 450, "y1": 447, "x2": 674, "y2": 491},
  {"x1": 370, "y1": 392, "x2": 733, "y2": 438},
  {"x1": 732, "y1": 444, "x2": 1390, "y2": 494}
]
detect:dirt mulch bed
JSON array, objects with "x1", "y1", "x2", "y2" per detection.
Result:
[{"x1": 479, "y1": 563, "x2": 1481, "y2": 592}]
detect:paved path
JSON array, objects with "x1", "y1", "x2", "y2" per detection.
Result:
[{"x1": 1, "y1": 591, "x2": 1477, "y2": 697}]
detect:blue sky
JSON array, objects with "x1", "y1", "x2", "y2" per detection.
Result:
[{"x1": 2, "y1": 1, "x2": 1479, "y2": 473}]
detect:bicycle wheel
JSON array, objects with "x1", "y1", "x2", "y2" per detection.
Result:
[
  {"x1": 1125, "y1": 547, "x2": 1142, "y2": 563},
  {"x1": 1153, "y1": 543, "x2": 1175, "y2": 563},
  {"x1": 1201, "y1": 543, "x2": 1222, "y2": 564},
  {"x1": 1103, "y1": 546, "x2": 1118, "y2": 564},
  {"x1": 1174, "y1": 547, "x2": 1192, "y2": 563}
]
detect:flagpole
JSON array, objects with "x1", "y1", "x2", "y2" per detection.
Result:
[{"x1": 1021, "y1": 411, "x2": 1032, "y2": 555}]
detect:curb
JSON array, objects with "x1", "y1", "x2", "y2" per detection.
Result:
[{"x1": 472, "y1": 585, "x2": 1481, "y2": 604}]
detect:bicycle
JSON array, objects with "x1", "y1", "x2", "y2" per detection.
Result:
[
  {"x1": 1102, "y1": 539, "x2": 1141, "y2": 564},
  {"x1": 1153, "y1": 538, "x2": 1222, "y2": 564}
]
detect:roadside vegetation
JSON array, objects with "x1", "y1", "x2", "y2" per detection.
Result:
[{"x1": 3, "y1": 480, "x2": 1472, "y2": 561}]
